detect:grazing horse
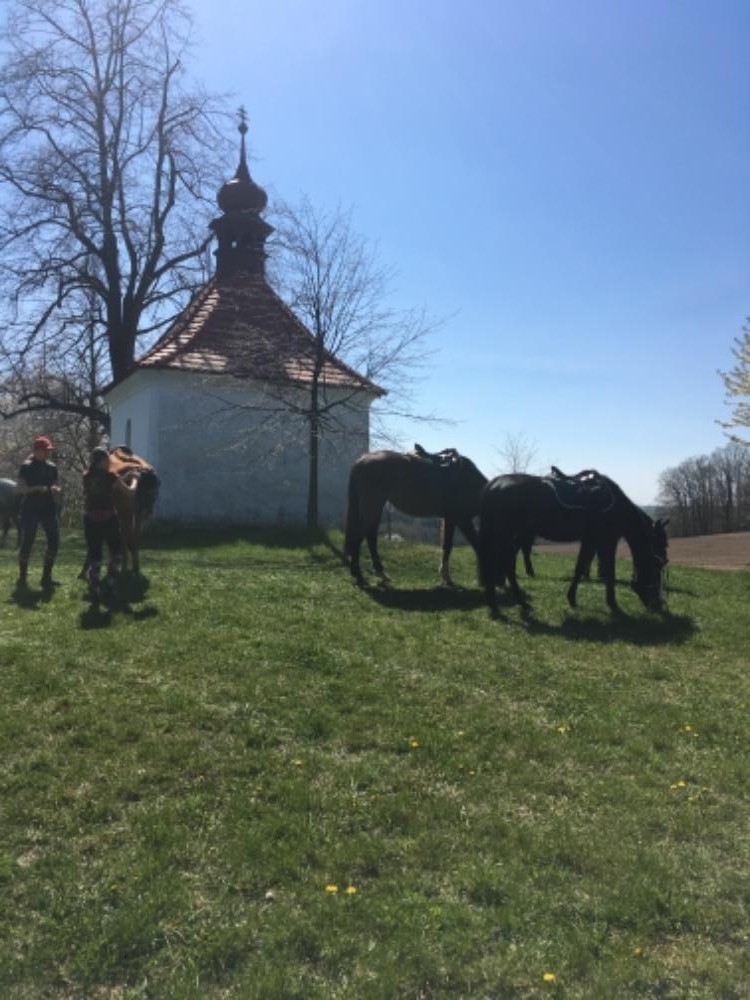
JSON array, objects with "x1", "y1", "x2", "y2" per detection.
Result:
[
  {"x1": 549, "y1": 466, "x2": 669, "y2": 582},
  {"x1": 344, "y1": 445, "x2": 534, "y2": 586},
  {"x1": 478, "y1": 471, "x2": 666, "y2": 615},
  {"x1": 0, "y1": 478, "x2": 20, "y2": 546}
]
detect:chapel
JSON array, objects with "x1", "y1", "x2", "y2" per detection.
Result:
[{"x1": 104, "y1": 117, "x2": 383, "y2": 526}]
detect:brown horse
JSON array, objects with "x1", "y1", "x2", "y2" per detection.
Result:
[
  {"x1": 344, "y1": 446, "x2": 534, "y2": 585},
  {"x1": 108, "y1": 447, "x2": 159, "y2": 573},
  {"x1": 79, "y1": 447, "x2": 159, "y2": 578}
]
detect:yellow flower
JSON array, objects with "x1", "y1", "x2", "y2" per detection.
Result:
[
  {"x1": 670, "y1": 780, "x2": 687, "y2": 791},
  {"x1": 542, "y1": 971, "x2": 556, "y2": 983},
  {"x1": 632, "y1": 946, "x2": 643, "y2": 957},
  {"x1": 345, "y1": 885, "x2": 358, "y2": 895},
  {"x1": 325, "y1": 883, "x2": 339, "y2": 894},
  {"x1": 556, "y1": 724, "x2": 571, "y2": 734},
  {"x1": 293, "y1": 759, "x2": 303, "y2": 767},
  {"x1": 408, "y1": 738, "x2": 420, "y2": 749}
]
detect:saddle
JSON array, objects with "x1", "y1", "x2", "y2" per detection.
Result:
[
  {"x1": 411, "y1": 443, "x2": 460, "y2": 469},
  {"x1": 544, "y1": 466, "x2": 615, "y2": 514}
]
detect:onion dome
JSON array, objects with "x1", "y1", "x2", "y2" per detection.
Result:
[{"x1": 217, "y1": 112, "x2": 267, "y2": 213}]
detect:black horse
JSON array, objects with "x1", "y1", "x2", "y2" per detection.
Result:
[
  {"x1": 478, "y1": 471, "x2": 667, "y2": 615},
  {"x1": 344, "y1": 446, "x2": 535, "y2": 586}
]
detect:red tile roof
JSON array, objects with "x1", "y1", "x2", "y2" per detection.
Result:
[{"x1": 129, "y1": 274, "x2": 385, "y2": 395}]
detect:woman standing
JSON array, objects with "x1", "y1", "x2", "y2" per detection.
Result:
[{"x1": 16, "y1": 435, "x2": 61, "y2": 589}]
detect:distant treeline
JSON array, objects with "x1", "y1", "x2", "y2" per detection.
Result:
[{"x1": 657, "y1": 443, "x2": 750, "y2": 538}]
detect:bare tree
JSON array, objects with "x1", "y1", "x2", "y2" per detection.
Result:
[
  {"x1": 269, "y1": 197, "x2": 440, "y2": 527},
  {"x1": 718, "y1": 320, "x2": 750, "y2": 445},
  {"x1": 0, "y1": 0, "x2": 229, "y2": 428},
  {"x1": 657, "y1": 443, "x2": 750, "y2": 536},
  {"x1": 495, "y1": 431, "x2": 539, "y2": 474}
]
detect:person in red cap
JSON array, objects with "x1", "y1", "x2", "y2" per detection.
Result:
[{"x1": 16, "y1": 435, "x2": 61, "y2": 589}]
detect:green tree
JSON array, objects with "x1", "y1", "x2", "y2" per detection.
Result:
[{"x1": 718, "y1": 320, "x2": 750, "y2": 445}]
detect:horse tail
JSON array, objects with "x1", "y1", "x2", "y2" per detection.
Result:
[{"x1": 344, "y1": 466, "x2": 360, "y2": 559}]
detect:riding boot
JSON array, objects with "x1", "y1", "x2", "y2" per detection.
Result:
[
  {"x1": 106, "y1": 554, "x2": 122, "y2": 581},
  {"x1": 40, "y1": 554, "x2": 58, "y2": 588},
  {"x1": 87, "y1": 560, "x2": 102, "y2": 601}
]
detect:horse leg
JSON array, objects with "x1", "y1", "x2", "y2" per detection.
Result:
[
  {"x1": 505, "y1": 543, "x2": 529, "y2": 607},
  {"x1": 567, "y1": 539, "x2": 596, "y2": 608},
  {"x1": 521, "y1": 534, "x2": 535, "y2": 577},
  {"x1": 365, "y1": 525, "x2": 388, "y2": 583},
  {"x1": 598, "y1": 543, "x2": 619, "y2": 612},
  {"x1": 348, "y1": 530, "x2": 364, "y2": 584},
  {"x1": 440, "y1": 519, "x2": 456, "y2": 586}
]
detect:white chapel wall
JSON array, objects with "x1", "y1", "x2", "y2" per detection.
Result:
[{"x1": 108, "y1": 370, "x2": 371, "y2": 527}]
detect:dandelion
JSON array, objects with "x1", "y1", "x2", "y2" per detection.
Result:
[
  {"x1": 325, "y1": 883, "x2": 339, "y2": 894},
  {"x1": 556, "y1": 724, "x2": 571, "y2": 734},
  {"x1": 408, "y1": 738, "x2": 420, "y2": 749},
  {"x1": 542, "y1": 971, "x2": 556, "y2": 983},
  {"x1": 293, "y1": 759, "x2": 303, "y2": 767},
  {"x1": 345, "y1": 885, "x2": 358, "y2": 895},
  {"x1": 670, "y1": 780, "x2": 687, "y2": 791},
  {"x1": 632, "y1": 946, "x2": 643, "y2": 957}
]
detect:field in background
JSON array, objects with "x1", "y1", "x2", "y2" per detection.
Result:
[
  {"x1": 1, "y1": 530, "x2": 748, "y2": 998},
  {"x1": 540, "y1": 531, "x2": 750, "y2": 571}
]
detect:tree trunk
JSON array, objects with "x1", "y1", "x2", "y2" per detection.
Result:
[{"x1": 307, "y1": 409, "x2": 319, "y2": 529}]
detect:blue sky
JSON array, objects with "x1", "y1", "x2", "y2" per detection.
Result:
[{"x1": 191, "y1": 0, "x2": 749, "y2": 504}]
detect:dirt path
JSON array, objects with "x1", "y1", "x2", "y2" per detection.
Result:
[{"x1": 539, "y1": 532, "x2": 750, "y2": 571}]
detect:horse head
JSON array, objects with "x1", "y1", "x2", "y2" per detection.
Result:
[
  {"x1": 631, "y1": 520, "x2": 669, "y2": 612},
  {"x1": 135, "y1": 469, "x2": 160, "y2": 519}
]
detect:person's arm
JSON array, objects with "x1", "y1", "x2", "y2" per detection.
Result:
[
  {"x1": 113, "y1": 472, "x2": 139, "y2": 497},
  {"x1": 16, "y1": 470, "x2": 46, "y2": 496}
]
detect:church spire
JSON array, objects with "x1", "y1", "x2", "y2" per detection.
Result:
[{"x1": 210, "y1": 109, "x2": 273, "y2": 280}]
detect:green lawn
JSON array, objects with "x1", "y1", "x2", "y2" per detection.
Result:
[{"x1": 1, "y1": 529, "x2": 748, "y2": 998}]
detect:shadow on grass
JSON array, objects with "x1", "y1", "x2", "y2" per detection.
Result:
[
  {"x1": 78, "y1": 572, "x2": 158, "y2": 630},
  {"x1": 7, "y1": 584, "x2": 44, "y2": 611},
  {"x1": 364, "y1": 584, "x2": 487, "y2": 613},
  {"x1": 520, "y1": 609, "x2": 697, "y2": 646},
  {"x1": 363, "y1": 580, "x2": 696, "y2": 646}
]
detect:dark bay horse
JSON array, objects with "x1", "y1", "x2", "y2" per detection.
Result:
[
  {"x1": 478, "y1": 471, "x2": 667, "y2": 615},
  {"x1": 0, "y1": 478, "x2": 20, "y2": 546},
  {"x1": 344, "y1": 446, "x2": 535, "y2": 585}
]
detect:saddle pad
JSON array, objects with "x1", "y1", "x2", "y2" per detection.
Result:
[
  {"x1": 108, "y1": 447, "x2": 153, "y2": 479},
  {"x1": 543, "y1": 474, "x2": 615, "y2": 514}
]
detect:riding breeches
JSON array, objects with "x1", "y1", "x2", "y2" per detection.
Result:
[
  {"x1": 84, "y1": 514, "x2": 122, "y2": 565},
  {"x1": 19, "y1": 509, "x2": 59, "y2": 563}
]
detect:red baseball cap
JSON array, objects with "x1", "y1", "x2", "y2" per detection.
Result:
[{"x1": 33, "y1": 435, "x2": 54, "y2": 451}]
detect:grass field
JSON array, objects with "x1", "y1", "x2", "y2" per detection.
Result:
[{"x1": 1, "y1": 529, "x2": 748, "y2": 998}]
